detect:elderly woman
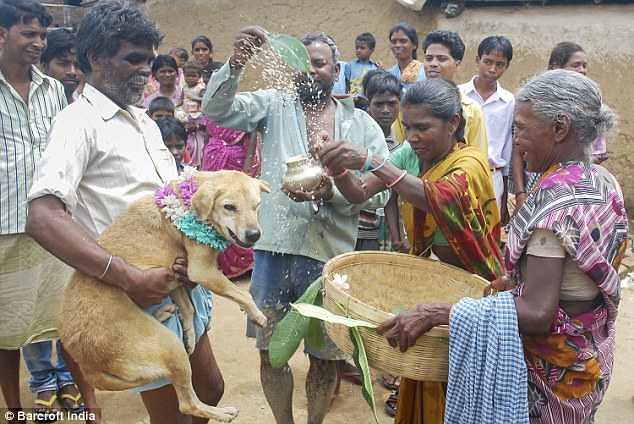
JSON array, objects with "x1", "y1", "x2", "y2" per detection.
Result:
[
  {"x1": 316, "y1": 78, "x2": 503, "y2": 423},
  {"x1": 377, "y1": 70, "x2": 628, "y2": 423}
]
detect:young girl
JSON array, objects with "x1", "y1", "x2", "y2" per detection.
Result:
[
  {"x1": 201, "y1": 122, "x2": 260, "y2": 279},
  {"x1": 181, "y1": 61, "x2": 206, "y2": 105},
  {"x1": 156, "y1": 117, "x2": 188, "y2": 173}
]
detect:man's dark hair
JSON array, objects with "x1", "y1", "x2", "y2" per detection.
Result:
[
  {"x1": 356, "y1": 32, "x2": 376, "y2": 50},
  {"x1": 191, "y1": 35, "x2": 212, "y2": 51},
  {"x1": 147, "y1": 96, "x2": 175, "y2": 115},
  {"x1": 151, "y1": 54, "x2": 177, "y2": 75},
  {"x1": 362, "y1": 70, "x2": 401, "y2": 101},
  {"x1": 0, "y1": 0, "x2": 52, "y2": 29},
  {"x1": 548, "y1": 42, "x2": 585, "y2": 70},
  {"x1": 301, "y1": 32, "x2": 338, "y2": 63},
  {"x1": 477, "y1": 35, "x2": 513, "y2": 63},
  {"x1": 156, "y1": 116, "x2": 187, "y2": 143},
  {"x1": 422, "y1": 30, "x2": 465, "y2": 61},
  {"x1": 41, "y1": 28, "x2": 76, "y2": 66},
  {"x1": 169, "y1": 47, "x2": 188, "y2": 63},
  {"x1": 388, "y1": 22, "x2": 419, "y2": 60},
  {"x1": 75, "y1": 0, "x2": 162, "y2": 74}
]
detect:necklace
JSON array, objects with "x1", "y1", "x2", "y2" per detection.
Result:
[{"x1": 154, "y1": 167, "x2": 230, "y2": 251}]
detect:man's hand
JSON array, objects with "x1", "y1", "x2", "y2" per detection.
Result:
[
  {"x1": 172, "y1": 257, "x2": 197, "y2": 289},
  {"x1": 282, "y1": 176, "x2": 333, "y2": 203},
  {"x1": 483, "y1": 275, "x2": 515, "y2": 297},
  {"x1": 125, "y1": 266, "x2": 176, "y2": 309},
  {"x1": 230, "y1": 26, "x2": 266, "y2": 70},
  {"x1": 377, "y1": 303, "x2": 451, "y2": 352}
]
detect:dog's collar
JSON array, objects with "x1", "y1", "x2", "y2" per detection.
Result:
[{"x1": 154, "y1": 168, "x2": 230, "y2": 252}]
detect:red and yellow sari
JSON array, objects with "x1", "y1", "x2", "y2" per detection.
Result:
[{"x1": 397, "y1": 144, "x2": 504, "y2": 424}]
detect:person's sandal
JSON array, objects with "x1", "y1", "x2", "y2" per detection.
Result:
[
  {"x1": 380, "y1": 374, "x2": 400, "y2": 391},
  {"x1": 59, "y1": 384, "x2": 85, "y2": 413},
  {"x1": 384, "y1": 389, "x2": 399, "y2": 417},
  {"x1": 32, "y1": 390, "x2": 61, "y2": 423}
]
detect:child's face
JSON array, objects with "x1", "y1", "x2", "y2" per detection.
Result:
[
  {"x1": 150, "y1": 109, "x2": 174, "y2": 121},
  {"x1": 369, "y1": 92, "x2": 400, "y2": 132},
  {"x1": 355, "y1": 42, "x2": 373, "y2": 61},
  {"x1": 164, "y1": 135, "x2": 186, "y2": 164},
  {"x1": 476, "y1": 50, "x2": 509, "y2": 83},
  {"x1": 184, "y1": 69, "x2": 201, "y2": 88}
]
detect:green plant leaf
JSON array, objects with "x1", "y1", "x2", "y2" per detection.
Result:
[
  {"x1": 268, "y1": 277, "x2": 322, "y2": 368},
  {"x1": 305, "y1": 317, "x2": 325, "y2": 351},
  {"x1": 350, "y1": 327, "x2": 378, "y2": 423},
  {"x1": 290, "y1": 303, "x2": 378, "y2": 328},
  {"x1": 266, "y1": 32, "x2": 311, "y2": 73}
]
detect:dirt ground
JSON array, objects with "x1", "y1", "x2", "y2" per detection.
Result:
[{"x1": 2, "y1": 279, "x2": 633, "y2": 424}]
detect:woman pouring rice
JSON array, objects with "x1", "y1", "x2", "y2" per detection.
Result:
[
  {"x1": 382, "y1": 70, "x2": 627, "y2": 423},
  {"x1": 315, "y1": 78, "x2": 504, "y2": 423}
]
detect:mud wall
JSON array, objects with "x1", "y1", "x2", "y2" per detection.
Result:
[{"x1": 144, "y1": 1, "x2": 634, "y2": 208}]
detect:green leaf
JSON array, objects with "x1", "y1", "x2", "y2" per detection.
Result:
[
  {"x1": 268, "y1": 277, "x2": 322, "y2": 368},
  {"x1": 290, "y1": 303, "x2": 378, "y2": 328},
  {"x1": 266, "y1": 32, "x2": 311, "y2": 73},
  {"x1": 350, "y1": 327, "x2": 378, "y2": 423},
  {"x1": 305, "y1": 317, "x2": 325, "y2": 352}
]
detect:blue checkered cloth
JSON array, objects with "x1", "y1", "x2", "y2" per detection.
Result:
[{"x1": 444, "y1": 291, "x2": 529, "y2": 424}]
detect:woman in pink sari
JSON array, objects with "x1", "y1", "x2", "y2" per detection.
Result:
[{"x1": 201, "y1": 121, "x2": 260, "y2": 278}]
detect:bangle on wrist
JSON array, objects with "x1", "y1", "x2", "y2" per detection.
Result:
[
  {"x1": 99, "y1": 254, "x2": 113, "y2": 280},
  {"x1": 386, "y1": 170, "x2": 408, "y2": 188},
  {"x1": 361, "y1": 149, "x2": 373, "y2": 172},
  {"x1": 368, "y1": 157, "x2": 387, "y2": 173}
]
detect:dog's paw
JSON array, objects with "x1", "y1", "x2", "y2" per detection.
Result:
[
  {"x1": 153, "y1": 304, "x2": 178, "y2": 322},
  {"x1": 183, "y1": 328, "x2": 196, "y2": 355},
  {"x1": 214, "y1": 406, "x2": 239, "y2": 422}
]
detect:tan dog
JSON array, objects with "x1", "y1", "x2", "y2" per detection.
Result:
[{"x1": 59, "y1": 170, "x2": 269, "y2": 422}]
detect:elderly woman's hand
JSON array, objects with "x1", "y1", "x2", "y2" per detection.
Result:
[{"x1": 377, "y1": 303, "x2": 452, "y2": 352}]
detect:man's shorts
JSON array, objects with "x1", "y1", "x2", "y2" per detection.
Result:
[
  {"x1": 246, "y1": 250, "x2": 346, "y2": 361},
  {"x1": 131, "y1": 285, "x2": 213, "y2": 393}
]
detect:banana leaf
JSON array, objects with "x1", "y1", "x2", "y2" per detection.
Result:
[
  {"x1": 266, "y1": 32, "x2": 311, "y2": 73},
  {"x1": 350, "y1": 327, "x2": 378, "y2": 423},
  {"x1": 304, "y1": 315, "x2": 325, "y2": 352},
  {"x1": 268, "y1": 277, "x2": 322, "y2": 368},
  {"x1": 290, "y1": 303, "x2": 377, "y2": 328}
]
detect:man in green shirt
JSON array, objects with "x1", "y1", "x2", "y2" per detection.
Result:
[{"x1": 203, "y1": 28, "x2": 388, "y2": 423}]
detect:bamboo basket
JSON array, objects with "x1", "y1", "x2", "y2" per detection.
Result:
[{"x1": 322, "y1": 251, "x2": 488, "y2": 382}]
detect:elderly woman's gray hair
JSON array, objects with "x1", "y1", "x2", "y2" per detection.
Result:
[{"x1": 516, "y1": 69, "x2": 616, "y2": 157}]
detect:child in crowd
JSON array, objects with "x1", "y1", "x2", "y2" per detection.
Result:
[
  {"x1": 156, "y1": 116, "x2": 188, "y2": 173},
  {"x1": 143, "y1": 54, "x2": 183, "y2": 108},
  {"x1": 344, "y1": 32, "x2": 381, "y2": 95},
  {"x1": 146, "y1": 96, "x2": 175, "y2": 121},
  {"x1": 169, "y1": 47, "x2": 189, "y2": 68},
  {"x1": 181, "y1": 60, "x2": 206, "y2": 106},
  {"x1": 178, "y1": 91, "x2": 209, "y2": 168}
]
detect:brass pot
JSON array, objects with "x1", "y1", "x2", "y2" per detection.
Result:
[{"x1": 282, "y1": 155, "x2": 325, "y2": 192}]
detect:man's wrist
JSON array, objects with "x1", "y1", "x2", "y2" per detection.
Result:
[
  {"x1": 229, "y1": 55, "x2": 244, "y2": 72},
  {"x1": 107, "y1": 255, "x2": 133, "y2": 293}
]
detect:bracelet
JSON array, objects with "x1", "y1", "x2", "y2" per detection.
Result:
[
  {"x1": 386, "y1": 170, "x2": 408, "y2": 188},
  {"x1": 99, "y1": 254, "x2": 113, "y2": 279},
  {"x1": 361, "y1": 149, "x2": 373, "y2": 172},
  {"x1": 368, "y1": 157, "x2": 387, "y2": 173},
  {"x1": 333, "y1": 169, "x2": 349, "y2": 179}
]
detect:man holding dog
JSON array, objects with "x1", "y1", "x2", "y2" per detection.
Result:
[
  {"x1": 25, "y1": 2, "x2": 224, "y2": 423},
  {"x1": 203, "y1": 28, "x2": 389, "y2": 423}
]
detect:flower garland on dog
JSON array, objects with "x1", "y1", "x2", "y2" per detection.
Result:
[{"x1": 154, "y1": 167, "x2": 230, "y2": 251}]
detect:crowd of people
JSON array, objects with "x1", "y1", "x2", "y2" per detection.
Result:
[{"x1": 0, "y1": 0, "x2": 628, "y2": 423}]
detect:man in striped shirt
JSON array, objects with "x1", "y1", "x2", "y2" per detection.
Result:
[{"x1": 0, "y1": 0, "x2": 68, "y2": 420}]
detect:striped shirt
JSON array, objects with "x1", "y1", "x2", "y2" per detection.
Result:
[{"x1": 0, "y1": 66, "x2": 67, "y2": 234}]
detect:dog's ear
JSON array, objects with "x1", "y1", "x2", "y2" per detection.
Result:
[
  {"x1": 258, "y1": 180, "x2": 271, "y2": 193},
  {"x1": 191, "y1": 181, "x2": 220, "y2": 219}
]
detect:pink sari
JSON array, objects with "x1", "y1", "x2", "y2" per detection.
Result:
[{"x1": 201, "y1": 121, "x2": 260, "y2": 278}]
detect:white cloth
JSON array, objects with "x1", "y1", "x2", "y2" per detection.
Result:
[
  {"x1": 28, "y1": 84, "x2": 178, "y2": 239},
  {"x1": 459, "y1": 76, "x2": 514, "y2": 176},
  {"x1": 492, "y1": 168, "x2": 504, "y2": 209},
  {"x1": 0, "y1": 66, "x2": 67, "y2": 234}
]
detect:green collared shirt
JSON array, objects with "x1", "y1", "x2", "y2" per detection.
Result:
[{"x1": 203, "y1": 62, "x2": 389, "y2": 262}]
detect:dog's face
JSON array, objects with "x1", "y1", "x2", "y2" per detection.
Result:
[{"x1": 191, "y1": 171, "x2": 270, "y2": 248}]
